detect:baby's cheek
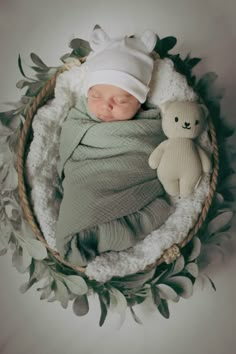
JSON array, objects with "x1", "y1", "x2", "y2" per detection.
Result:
[{"x1": 88, "y1": 101, "x2": 99, "y2": 115}]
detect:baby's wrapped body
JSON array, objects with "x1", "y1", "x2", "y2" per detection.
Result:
[{"x1": 56, "y1": 97, "x2": 171, "y2": 266}]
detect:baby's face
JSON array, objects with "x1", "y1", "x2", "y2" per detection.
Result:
[{"x1": 87, "y1": 84, "x2": 141, "y2": 122}]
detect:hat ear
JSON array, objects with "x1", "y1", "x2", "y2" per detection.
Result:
[
  {"x1": 140, "y1": 30, "x2": 157, "y2": 53},
  {"x1": 90, "y1": 25, "x2": 110, "y2": 51},
  {"x1": 199, "y1": 104, "x2": 209, "y2": 119}
]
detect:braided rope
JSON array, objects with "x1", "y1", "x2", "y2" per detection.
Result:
[
  {"x1": 17, "y1": 61, "x2": 219, "y2": 274},
  {"x1": 17, "y1": 62, "x2": 86, "y2": 273}
]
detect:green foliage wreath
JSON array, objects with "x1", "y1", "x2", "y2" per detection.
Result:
[{"x1": 0, "y1": 34, "x2": 235, "y2": 326}]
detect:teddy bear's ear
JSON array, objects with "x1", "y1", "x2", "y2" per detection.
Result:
[
  {"x1": 159, "y1": 101, "x2": 173, "y2": 114},
  {"x1": 140, "y1": 30, "x2": 157, "y2": 53},
  {"x1": 90, "y1": 25, "x2": 110, "y2": 51},
  {"x1": 199, "y1": 104, "x2": 209, "y2": 119}
]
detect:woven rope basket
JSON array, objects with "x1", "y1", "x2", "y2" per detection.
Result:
[{"x1": 17, "y1": 60, "x2": 219, "y2": 276}]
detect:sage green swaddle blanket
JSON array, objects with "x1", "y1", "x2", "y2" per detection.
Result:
[{"x1": 56, "y1": 97, "x2": 171, "y2": 266}]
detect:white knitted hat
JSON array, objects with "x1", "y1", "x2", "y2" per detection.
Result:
[{"x1": 85, "y1": 26, "x2": 157, "y2": 103}]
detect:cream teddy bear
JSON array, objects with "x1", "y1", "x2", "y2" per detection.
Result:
[{"x1": 148, "y1": 100, "x2": 212, "y2": 197}]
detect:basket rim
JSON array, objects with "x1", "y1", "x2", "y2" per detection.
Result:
[{"x1": 17, "y1": 60, "x2": 219, "y2": 276}]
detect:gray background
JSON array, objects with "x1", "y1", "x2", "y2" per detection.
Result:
[{"x1": 0, "y1": 1, "x2": 236, "y2": 353}]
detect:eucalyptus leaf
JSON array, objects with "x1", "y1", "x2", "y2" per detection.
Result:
[
  {"x1": 129, "y1": 307, "x2": 143, "y2": 325},
  {"x1": 0, "y1": 110, "x2": 16, "y2": 126},
  {"x1": 0, "y1": 164, "x2": 9, "y2": 184},
  {"x1": 47, "y1": 294, "x2": 57, "y2": 303},
  {"x1": 187, "y1": 57, "x2": 201, "y2": 69},
  {"x1": 165, "y1": 276, "x2": 193, "y2": 299},
  {"x1": 196, "y1": 72, "x2": 218, "y2": 91},
  {"x1": 12, "y1": 245, "x2": 32, "y2": 273},
  {"x1": 73, "y1": 295, "x2": 89, "y2": 316},
  {"x1": 21, "y1": 244, "x2": 33, "y2": 269},
  {"x1": 206, "y1": 275, "x2": 216, "y2": 291},
  {"x1": 18, "y1": 54, "x2": 27, "y2": 79},
  {"x1": 154, "y1": 36, "x2": 177, "y2": 57},
  {"x1": 157, "y1": 298, "x2": 170, "y2": 319},
  {"x1": 0, "y1": 248, "x2": 7, "y2": 256},
  {"x1": 194, "y1": 274, "x2": 216, "y2": 292},
  {"x1": 207, "y1": 232, "x2": 231, "y2": 245},
  {"x1": 156, "y1": 284, "x2": 179, "y2": 302},
  {"x1": 39, "y1": 284, "x2": 53, "y2": 300},
  {"x1": 0, "y1": 120, "x2": 16, "y2": 136},
  {"x1": 172, "y1": 255, "x2": 185, "y2": 275},
  {"x1": 31, "y1": 66, "x2": 49, "y2": 73},
  {"x1": 55, "y1": 280, "x2": 69, "y2": 309},
  {"x1": 16, "y1": 80, "x2": 32, "y2": 89},
  {"x1": 0, "y1": 222, "x2": 12, "y2": 249},
  {"x1": 2, "y1": 164, "x2": 18, "y2": 191},
  {"x1": 213, "y1": 193, "x2": 224, "y2": 207},
  {"x1": 63, "y1": 275, "x2": 88, "y2": 295},
  {"x1": 201, "y1": 244, "x2": 225, "y2": 263},
  {"x1": 31, "y1": 260, "x2": 49, "y2": 281},
  {"x1": 69, "y1": 38, "x2": 91, "y2": 57},
  {"x1": 193, "y1": 275, "x2": 205, "y2": 291},
  {"x1": 26, "y1": 82, "x2": 43, "y2": 96},
  {"x1": 60, "y1": 53, "x2": 71, "y2": 63},
  {"x1": 98, "y1": 293, "x2": 108, "y2": 327},
  {"x1": 30, "y1": 53, "x2": 48, "y2": 69},
  {"x1": 5, "y1": 202, "x2": 20, "y2": 221},
  {"x1": 35, "y1": 67, "x2": 58, "y2": 81},
  {"x1": 21, "y1": 237, "x2": 47, "y2": 260},
  {"x1": 185, "y1": 262, "x2": 199, "y2": 278},
  {"x1": 151, "y1": 285, "x2": 161, "y2": 307},
  {"x1": 20, "y1": 219, "x2": 37, "y2": 239},
  {"x1": 188, "y1": 237, "x2": 201, "y2": 262},
  {"x1": 35, "y1": 73, "x2": 51, "y2": 81},
  {"x1": 109, "y1": 288, "x2": 127, "y2": 326},
  {"x1": 207, "y1": 211, "x2": 233, "y2": 235},
  {"x1": 113, "y1": 269, "x2": 155, "y2": 288},
  {"x1": 21, "y1": 96, "x2": 32, "y2": 105},
  {"x1": 19, "y1": 278, "x2": 37, "y2": 294}
]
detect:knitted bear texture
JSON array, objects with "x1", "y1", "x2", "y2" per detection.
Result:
[{"x1": 149, "y1": 101, "x2": 212, "y2": 197}]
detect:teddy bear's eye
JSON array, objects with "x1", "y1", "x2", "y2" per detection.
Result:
[
  {"x1": 175, "y1": 117, "x2": 179, "y2": 122},
  {"x1": 195, "y1": 120, "x2": 199, "y2": 125}
]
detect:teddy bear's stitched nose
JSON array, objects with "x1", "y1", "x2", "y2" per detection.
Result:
[{"x1": 184, "y1": 122, "x2": 190, "y2": 127}]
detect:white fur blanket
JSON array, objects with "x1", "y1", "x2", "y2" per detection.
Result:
[{"x1": 26, "y1": 57, "x2": 212, "y2": 282}]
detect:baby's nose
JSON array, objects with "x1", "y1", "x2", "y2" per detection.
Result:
[{"x1": 102, "y1": 100, "x2": 113, "y2": 110}]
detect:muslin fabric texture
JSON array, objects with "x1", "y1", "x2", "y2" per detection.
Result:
[{"x1": 56, "y1": 97, "x2": 171, "y2": 265}]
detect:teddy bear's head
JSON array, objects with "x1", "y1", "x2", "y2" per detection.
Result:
[{"x1": 160, "y1": 100, "x2": 208, "y2": 139}]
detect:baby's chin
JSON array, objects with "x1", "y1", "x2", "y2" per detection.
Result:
[
  {"x1": 98, "y1": 114, "x2": 114, "y2": 121},
  {"x1": 98, "y1": 114, "x2": 131, "y2": 122}
]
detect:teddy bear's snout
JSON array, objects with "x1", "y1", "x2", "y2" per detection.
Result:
[{"x1": 183, "y1": 121, "x2": 191, "y2": 129}]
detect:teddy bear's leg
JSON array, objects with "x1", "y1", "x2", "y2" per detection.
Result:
[
  {"x1": 179, "y1": 175, "x2": 200, "y2": 197},
  {"x1": 162, "y1": 179, "x2": 180, "y2": 196}
]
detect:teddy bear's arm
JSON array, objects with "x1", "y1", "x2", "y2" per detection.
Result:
[
  {"x1": 196, "y1": 145, "x2": 212, "y2": 173},
  {"x1": 148, "y1": 140, "x2": 167, "y2": 169}
]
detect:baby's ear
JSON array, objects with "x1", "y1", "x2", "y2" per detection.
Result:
[
  {"x1": 90, "y1": 25, "x2": 110, "y2": 51},
  {"x1": 140, "y1": 30, "x2": 157, "y2": 52},
  {"x1": 199, "y1": 104, "x2": 209, "y2": 119}
]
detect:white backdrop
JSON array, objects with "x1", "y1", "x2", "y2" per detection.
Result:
[{"x1": 0, "y1": 1, "x2": 236, "y2": 353}]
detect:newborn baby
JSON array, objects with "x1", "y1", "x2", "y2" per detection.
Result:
[
  {"x1": 56, "y1": 27, "x2": 172, "y2": 266},
  {"x1": 88, "y1": 84, "x2": 141, "y2": 122}
]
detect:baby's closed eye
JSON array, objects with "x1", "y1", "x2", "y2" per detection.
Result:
[
  {"x1": 114, "y1": 96, "x2": 132, "y2": 105},
  {"x1": 90, "y1": 93, "x2": 102, "y2": 99}
]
